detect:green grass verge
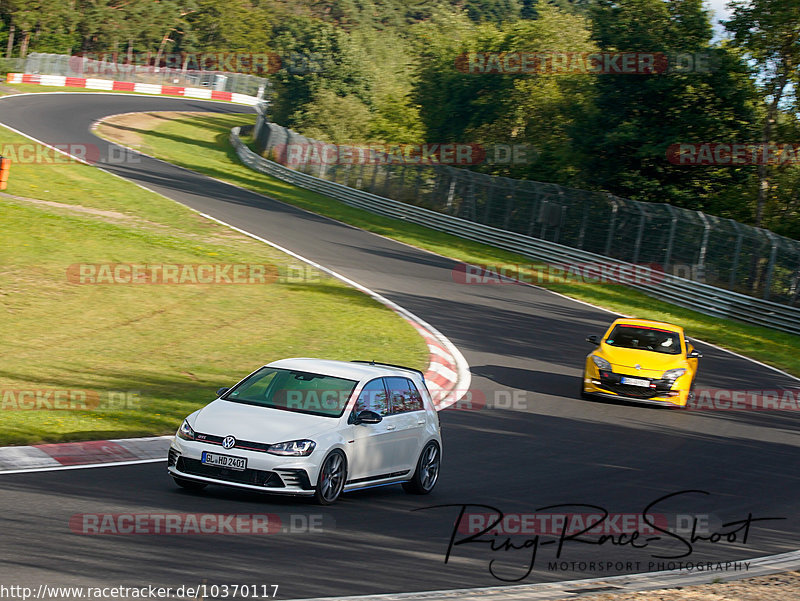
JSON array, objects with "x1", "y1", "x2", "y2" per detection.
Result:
[
  {"x1": 95, "y1": 111, "x2": 800, "y2": 378},
  {"x1": 0, "y1": 124, "x2": 428, "y2": 446}
]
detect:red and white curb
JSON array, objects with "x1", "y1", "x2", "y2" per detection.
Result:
[
  {"x1": 6, "y1": 73, "x2": 260, "y2": 106},
  {"x1": 408, "y1": 322, "x2": 461, "y2": 411},
  {"x1": 0, "y1": 436, "x2": 171, "y2": 473}
]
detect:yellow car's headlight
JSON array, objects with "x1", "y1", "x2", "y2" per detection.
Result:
[
  {"x1": 592, "y1": 355, "x2": 612, "y2": 371},
  {"x1": 663, "y1": 368, "x2": 687, "y2": 381}
]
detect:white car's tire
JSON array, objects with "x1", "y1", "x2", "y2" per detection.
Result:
[
  {"x1": 403, "y1": 442, "x2": 440, "y2": 495},
  {"x1": 314, "y1": 450, "x2": 347, "y2": 505}
]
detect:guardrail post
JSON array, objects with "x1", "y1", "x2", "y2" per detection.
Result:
[
  {"x1": 502, "y1": 181, "x2": 517, "y2": 230},
  {"x1": 413, "y1": 168, "x2": 423, "y2": 203},
  {"x1": 397, "y1": 165, "x2": 408, "y2": 201},
  {"x1": 663, "y1": 204, "x2": 678, "y2": 273},
  {"x1": 445, "y1": 175, "x2": 456, "y2": 213},
  {"x1": 791, "y1": 265, "x2": 800, "y2": 306},
  {"x1": 729, "y1": 220, "x2": 744, "y2": 290},
  {"x1": 482, "y1": 180, "x2": 495, "y2": 225},
  {"x1": 577, "y1": 201, "x2": 589, "y2": 250},
  {"x1": 554, "y1": 188, "x2": 566, "y2": 245},
  {"x1": 370, "y1": 163, "x2": 379, "y2": 193},
  {"x1": 539, "y1": 197, "x2": 549, "y2": 239},
  {"x1": 382, "y1": 167, "x2": 393, "y2": 198},
  {"x1": 527, "y1": 184, "x2": 541, "y2": 236},
  {"x1": 555, "y1": 205, "x2": 567, "y2": 244},
  {"x1": 697, "y1": 211, "x2": 711, "y2": 282},
  {"x1": 632, "y1": 202, "x2": 647, "y2": 264},
  {"x1": 604, "y1": 195, "x2": 619, "y2": 256},
  {"x1": 763, "y1": 230, "x2": 779, "y2": 300}
]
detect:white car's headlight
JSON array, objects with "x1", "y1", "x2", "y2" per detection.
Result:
[
  {"x1": 592, "y1": 355, "x2": 612, "y2": 371},
  {"x1": 663, "y1": 368, "x2": 687, "y2": 381},
  {"x1": 177, "y1": 420, "x2": 196, "y2": 441},
  {"x1": 267, "y1": 439, "x2": 316, "y2": 456}
]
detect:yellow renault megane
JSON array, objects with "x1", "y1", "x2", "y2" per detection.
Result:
[{"x1": 581, "y1": 318, "x2": 701, "y2": 407}]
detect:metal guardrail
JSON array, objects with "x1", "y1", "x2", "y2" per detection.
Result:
[{"x1": 231, "y1": 126, "x2": 800, "y2": 337}]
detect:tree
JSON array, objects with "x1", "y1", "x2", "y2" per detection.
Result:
[
  {"x1": 1, "y1": 0, "x2": 74, "y2": 56},
  {"x1": 574, "y1": 0, "x2": 758, "y2": 213},
  {"x1": 725, "y1": 0, "x2": 800, "y2": 226},
  {"x1": 269, "y1": 17, "x2": 373, "y2": 127}
]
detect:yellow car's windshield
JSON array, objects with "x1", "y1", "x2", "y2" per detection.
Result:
[{"x1": 605, "y1": 325, "x2": 682, "y2": 355}]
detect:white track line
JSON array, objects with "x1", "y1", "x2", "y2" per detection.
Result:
[{"x1": 0, "y1": 458, "x2": 164, "y2": 475}]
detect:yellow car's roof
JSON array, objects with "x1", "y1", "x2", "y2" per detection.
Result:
[{"x1": 609, "y1": 318, "x2": 684, "y2": 335}]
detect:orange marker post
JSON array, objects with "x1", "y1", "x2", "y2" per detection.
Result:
[{"x1": 0, "y1": 157, "x2": 10, "y2": 190}]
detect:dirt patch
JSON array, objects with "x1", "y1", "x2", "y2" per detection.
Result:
[
  {"x1": 0, "y1": 84, "x2": 23, "y2": 95},
  {"x1": 0, "y1": 191, "x2": 241, "y2": 245},
  {"x1": 1, "y1": 192, "x2": 149, "y2": 221},
  {"x1": 95, "y1": 111, "x2": 211, "y2": 151},
  {"x1": 557, "y1": 570, "x2": 800, "y2": 601}
]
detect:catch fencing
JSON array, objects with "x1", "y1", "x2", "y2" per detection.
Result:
[
  {"x1": 22, "y1": 53, "x2": 267, "y2": 97},
  {"x1": 252, "y1": 119, "x2": 800, "y2": 309}
]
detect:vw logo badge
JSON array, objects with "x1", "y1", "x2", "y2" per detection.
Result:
[
  {"x1": 635, "y1": 364, "x2": 641, "y2": 371},
  {"x1": 222, "y1": 436, "x2": 236, "y2": 450}
]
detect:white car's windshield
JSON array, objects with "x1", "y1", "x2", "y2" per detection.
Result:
[
  {"x1": 605, "y1": 325, "x2": 682, "y2": 355},
  {"x1": 223, "y1": 367, "x2": 358, "y2": 417}
]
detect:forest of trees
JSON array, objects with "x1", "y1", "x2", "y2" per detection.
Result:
[{"x1": 0, "y1": 0, "x2": 798, "y2": 239}]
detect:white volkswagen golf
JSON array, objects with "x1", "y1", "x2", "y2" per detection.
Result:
[{"x1": 168, "y1": 358, "x2": 442, "y2": 504}]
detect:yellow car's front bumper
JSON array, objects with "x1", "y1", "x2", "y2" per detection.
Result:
[{"x1": 582, "y1": 379, "x2": 688, "y2": 407}]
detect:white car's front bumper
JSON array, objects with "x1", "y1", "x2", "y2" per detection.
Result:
[{"x1": 168, "y1": 437, "x2": 321, "y2": 496}]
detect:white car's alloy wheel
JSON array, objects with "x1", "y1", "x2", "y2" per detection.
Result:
[
  {"x1": 403, "y1": 442, "x2": 440, "y2": 495},
  {"x1": 316, "y1": 451, "x2": 346, "y2": 504}
]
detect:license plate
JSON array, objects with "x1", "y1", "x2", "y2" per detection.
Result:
[
  {"x1": 621, "y1": 377, "x2": 650, "y2": 387},
  {"x1": 201, "y1": 451, "x2": 247, "y2": 471}
]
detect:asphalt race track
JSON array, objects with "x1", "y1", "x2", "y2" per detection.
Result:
[{"x1": 1, "y1": 93, "x2": 799, "y2": 599}]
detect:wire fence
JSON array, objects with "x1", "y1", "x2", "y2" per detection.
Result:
[
  {"x1": 253, "y1": 118, "x2": 800, "y2": 307},
  {"x1": 22, "y1": 53, "x2": 268, "y2": 97},
  {"x1": 0, "y1": 58, "x2": 26, "y2": 74}
]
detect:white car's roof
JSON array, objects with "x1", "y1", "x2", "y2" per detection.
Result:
[{"x1": 265, "y1": 358, "x2": 423, "y2": 383}]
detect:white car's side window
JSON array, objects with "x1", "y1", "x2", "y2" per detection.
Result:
[
  {"x1": 385, "y1": 377, "x2": 424, "y2": 415},
  {"x1": 354, "y1": 378, "x2": 389, "y2": 416}
]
